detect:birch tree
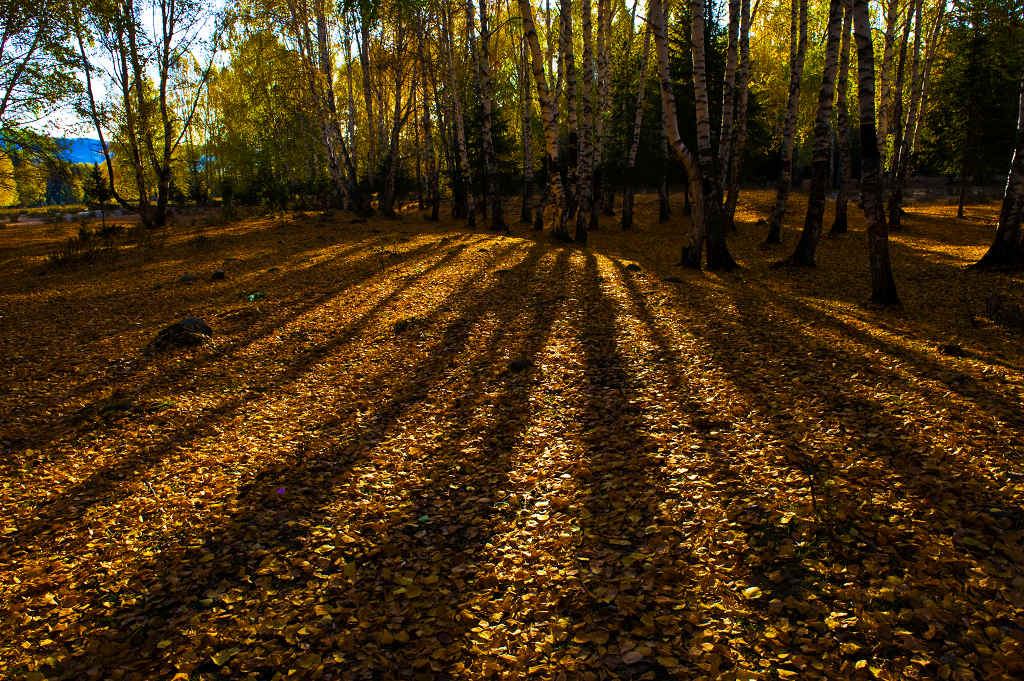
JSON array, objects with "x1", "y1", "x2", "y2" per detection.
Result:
[
  {"x1": 853, "y1": 0, "x2": 899, "y2": 304},
  {"x1": 764, "y1": 0, "x2": 808, "y2": 245}
]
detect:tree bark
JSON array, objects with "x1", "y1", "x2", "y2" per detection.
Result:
[
  {"x1": 441, "y1": 1, "x2": 476, "y2": 226},
  {"x1": 764, "y1": 0, "x2": 809, "y2": 245},
  {"x1": 877, "y1": 0, "x2": 901, "y2": 164},
  {"x1": 596, "y1": 0, "x2": 614, "y2": 217},
  {"x1": 518, "y1": 0, "x2": 565, "y2": 234},
  {"x1": 575, "y1": 0, "x2": 595, "y2": 243},
  {"x1": 621, "y1": 21, "x2": 651, "y2": 231},
  {"x1": 853, "y1": 0, "x2": 900, "y2": 305},
  {"x1": 689, "y1": 0, "x2": 738, "y2": 269},
  {"x1": 420, "y1": 47, "x2": 441, "y2": 221},
  {"x1": 718, "y1": 0, "x2": 741, "y2": 192},
  {"x1": 468, "y1": 0, "x2": 506, "y2": 231},
  {"x1": 558, "y1": 0, "x2": 579, "y2": 240},
  {"x1": 888, "y1": 0, "x2": 944, "y2": 229},
  {"x1": 830, "y1": 0, "x2": 853, "y2": 236},
  {"x1": 724, "y1": 0, "x2": 753, "y2": 226},
  {"x1": 651, "y1": 0, "x2": 703, "y2": 262},
  {"x1": 518, "y1": 31, "x2": 534, "y2": 223},
  {"x1": 787, "y1": 0, "x2": 844, "y2": 266},
  {"x1": 357, "y1": 18, "x2": 377, "y2": 179},
  {"x1": 886, "y1": 0, "x2": 916, "y2": 202}
]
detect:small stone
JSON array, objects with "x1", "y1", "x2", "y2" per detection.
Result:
[
  {"x1": 937, "y1": 342, "x2": 967, "y2": 357},
  {"x1": 211, "y1": 269, "x2": 226, "y2": 281},
  {"x1": 393, "y1": 317, "x2": 423, "y2": 334},
  {"x1": 146, "y1": 318, "x2": 212, "y2": 354},
  {"x1": 508, "y1": 358, "x2": 533, "y2": 373},
  {"x1": 625, "y1": 263, "x2": 642, "y2": 272},
  {"x1": 178, "y1": 273, "x2": 200, "y2": 284}
]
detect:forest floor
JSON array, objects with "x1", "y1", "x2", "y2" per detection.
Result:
[{"x1": 0, "y1": 190, "x2": 1021, "y2": 681}]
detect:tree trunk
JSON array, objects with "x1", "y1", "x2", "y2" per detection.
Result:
[
  {"x1": 764, "y1": 0, "x2": 809, "y2": 245},
  {"x1": 468, "y1": 0, "x2": 506, "y2": 231},
  {"x1": 830, "y1": 0, "x2": 853, "y2": 236},
  {"x1": 558, "y1": 0, "x2": 579, "y2": 240},
  {"x1": 689, "y1": 0, "x2": 738, "y2": 270},
  {"x1": 724, "y1": 0, "x2": 752, "y2": 226},
  {"x1": 414, "y1": 83, "x2": 424, "y2": 209},
  {"x1": 853, "y1": 0, "x2": 900, "y2": 305},
  {"x1": 518, "y1": 0, "x2": 565, "y2": 234},
  {"x1": 659, "y1": 129, "x2": 672, "y2": 222},
  {"x1": 651, "y1": 0, "x2": 703, "y2": 263},
  {"x1": 888, "y1": 0, "x2": 944, "y2": 229},
  {"x1": 596, "y1": 0, "x2": 614, "y2": 217},
  {"x1": 441, "y1": 2, "x2": 476, "y2": 227},
  {"x1": 358, "y1": 20, "x2": 377, "y2": 179},
  {"x1": 420, "y1": 50, "x2": 441, "y2": 221},
  {"x1": 575, "y1": 0, "x2": 595, "y2": 244},
  {"x1": 519, "y1": 33, "x2": 534, "y2": 223},
  {"x1": 885, "y1": 0, "x2": 916, "y2": 221},
  {"x1": 621, "y1": 22, "x2": 651, "y2": 231},
  {"x1": 877, "y1": 0, "x2": 900, "y2": 164},
  {"x1": 974, "y1": 72, "x2": 1024, "y2": 268},
  {"x1": 788, "y1": 0, "x2": 844, "y2": 266},
  {"x1": 718, "y1": 0, "x2": 741, "y2": 192}
]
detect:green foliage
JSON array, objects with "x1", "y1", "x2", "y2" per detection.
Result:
[
  {"x1": 83, "y1": 163, "x2": 111, "y2": 208},
  {"x1": 920, "y1": 0, "x2": 1024, "y2": 180}
]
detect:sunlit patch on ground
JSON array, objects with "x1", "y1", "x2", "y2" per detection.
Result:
[{"x1": 0, "y1": 193, "x2": 1021, "y2": 680}]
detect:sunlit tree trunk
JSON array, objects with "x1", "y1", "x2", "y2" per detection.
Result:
[
  {"x1": 724, "y1": 0, "x2": 753, "y2": 226},
  {"x1": 853, "y1": 0, "x2": 899, "y2": 305},
  {"x1": 888, "y1": 0, "x2": 944, "y2": 229},
  {"x1": 558, "y1": 0, "x2": 579, "y2": 239},
  {"x1": 878, "y1": 0, "x2": 900, "y2": 164},
  {"x1": 788, "y1": 0, "x2": 844, "y2": 266},
  {"x1": 689, "y1": 0, "x2": 738, "y2": 269},
  {"x1": 343, "y1": 17, "x2": 358, "y2": 178},
  {"x1": 886, "y1": 0, "x2": 915, "y2": 211},
  {"x1": 357, "y1": 19, "x2": 377, "y2": 179},
  {"x1": 575, "y1": 0, "x2": 595, "y2": 243},
  {"x1": 441, "y1": 1, "x2": 475, "y2": 226},
  {"x1": 974, "y1": 72, "x2": 1024, "y2": 268},
  {"x1": 651, "y1": 0, "x2": 717, "y2": 268},
  {"x1": 467, "y1": 0, "x2": 505, "y2": 231},
  {"x1": 420, "y1": 50, "x2": 441, "y2": 221},
  {"x1": 718, "y1": 0, "x2": 740, "y2": 195},
  {"x1": 595, "y1": 0, "x2": 614, "y2": 217},
  {"x1": 621, "y1": 22, "x2": 651, "y2": 231},
  {"x1": 764, "y1": 0, "x2": 808, "y2": 245},
  {"x1": 830, "y1": 0, "x2": 853, "y2": 236},
  {"x1": 518, "y1": 0, "x2": 565, "y2": 234}
]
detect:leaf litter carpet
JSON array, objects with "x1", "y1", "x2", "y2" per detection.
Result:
[{"x1": 0, "y1": 204, "x2": 1021, "y2": 681}]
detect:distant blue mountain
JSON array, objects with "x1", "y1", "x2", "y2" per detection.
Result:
[{"x1": 58, "y1": 137, "x2": 107, "y2": 165}]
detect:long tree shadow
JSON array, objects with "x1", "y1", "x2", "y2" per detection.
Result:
[
  {"x1": 603, "y1": 258, "x2": 823, "y2": 678},
  {"x1": 1, "y1": 233, "x2": 455, "y2": 464},
  {"x1": 545, "y1": 253, "x2": 701, "y2": 680},
  {"x1": 31, "y1": 241, "x2": 565, "y2": 679},
  {"x1": 325, "y1": 246, "x2": 572, "y2": 678},
  {"x1": 0, "y1": 237, "x2": 490, "y2": 561},
  {"x1": 615, "y1": 264, "x2": 1023, "y2": 677}
]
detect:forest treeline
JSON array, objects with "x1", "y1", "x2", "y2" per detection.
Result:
[{"x1": 1, "y1": 0, "x2": 1023, "y2": 296}]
